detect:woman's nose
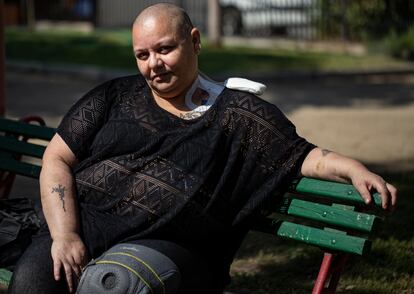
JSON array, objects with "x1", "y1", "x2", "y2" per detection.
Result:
[{"x1": 148, "y1": 53, "x2": 162, "y2": 69}]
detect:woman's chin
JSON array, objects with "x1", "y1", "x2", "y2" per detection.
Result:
[
  {"x1": 150, "y1": 83, "x2": 182, "y2": 98},
  {"x1": 151, "y1": 87, "x2": 180, "y2": 100}
]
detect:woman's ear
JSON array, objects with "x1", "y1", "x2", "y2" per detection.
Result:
[{"x1": 191, "y1": 28, "x2": 201, "y2": 53}]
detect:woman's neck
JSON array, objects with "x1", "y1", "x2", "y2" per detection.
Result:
[
  {"x1": 151, "y1": 75, "x2": 199, "y2": 116},
  {"x1": 153, "y1": 92, "x2": 190, "y2": 114}
]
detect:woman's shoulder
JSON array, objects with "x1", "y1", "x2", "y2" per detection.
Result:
[
  {"x1": 219, "y1": 88, "x2": 293, "y2": 135},
  {"x1": 223, "y1": 88, "x2": 278, "y2": 116}
]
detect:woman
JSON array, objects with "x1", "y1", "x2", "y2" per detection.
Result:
[{"x1": 9, "y1": 3, "x2": 396, "y2": 294}]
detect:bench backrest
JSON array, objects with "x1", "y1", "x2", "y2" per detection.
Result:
[
  {"x1": 254, "y1": 177, "x2": 383, "y2": 256},
  {"x1": 0, "y1": 117, "x2": 382, "y2": 256},
  {"x1": 0, "y1": 117, "x2": 55, "y2": 198}
]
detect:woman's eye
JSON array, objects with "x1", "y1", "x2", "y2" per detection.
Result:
[
  {"x1": 136, "y1": 52, "x2": 148, "y2": 60},
  {"x1": 159, "y1": 46, "x2": 173, "y2": 53}
]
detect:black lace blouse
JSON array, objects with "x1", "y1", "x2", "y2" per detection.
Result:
[{"x1": 57, "y1": 74, "x2": 315, "y2": 283}]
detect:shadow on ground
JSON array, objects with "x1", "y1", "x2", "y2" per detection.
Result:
[{"x1": 259, "y1": 74, "x2": 414, "y2": 113}]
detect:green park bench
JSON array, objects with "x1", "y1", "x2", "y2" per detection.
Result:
[{"x1": 0, "y1": 117, "x2": 385, "y2": 294}]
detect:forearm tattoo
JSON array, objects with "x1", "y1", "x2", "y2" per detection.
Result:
[
  {"x1": 51, "y1": 184, "x2": 67, "y2": 212},
  {"x1": 322, "y1": 149, "x2": 332, "y2": 156}
]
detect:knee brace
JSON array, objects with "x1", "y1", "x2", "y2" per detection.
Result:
[{"x1": 76, "y1": 243, "x2": 181, "y2": 294}]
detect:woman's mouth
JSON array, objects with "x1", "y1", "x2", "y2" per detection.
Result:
[{"x1": 151, "y1": 72, "x2": 170, "y2": 81}]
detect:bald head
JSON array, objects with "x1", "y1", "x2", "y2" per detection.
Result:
[
  {"x1": 131, "y1": 3, "x2": 201, "y2": 101},
  {"x1": 133, "y1": 3, "x2": 194, "y2": 40}
]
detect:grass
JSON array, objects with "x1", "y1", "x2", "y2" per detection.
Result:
[
  {"x1": 225, "y1": 169, "x2": 414, "y2": 293},
  {"x1": 5, "y1": 29, "x2": 136, "y2": 70},
  {"x1": 5, "y1": 28, "x2": 413, "y2": 75}
]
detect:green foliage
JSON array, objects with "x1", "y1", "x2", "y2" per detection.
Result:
[
  {"x1": 388, "y1": 26, "x2": 414, "y2": 61},
  {"x1": 319, "y1": 0, "x2": 384, "y2": 40},
  {"x1": 319, "y1": 0, "x2": 414, "y2": 40}
]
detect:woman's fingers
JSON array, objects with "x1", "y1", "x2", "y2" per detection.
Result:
[
  {"x1": 72, "y1": 261, "x2": 82, "y2": 280},
  {"x1": 73, "y1": 248, "x2": 88, "y2": 278},
  {"x1": 354, "y1": 181, "x2": 373, "y2": 205},
  {"x1": 371, "y1": 177, "x2": 398, "y2": 212},
  {"x1": 53, "y1": 254, "x2": 83, "y2": 292},
  {"x1": 386, "y1": 182, "x2": 398, "y2": 211},
  {"x1": 73, "y1": 249, "x2": 87, "y2": 267},
  {"x1": 63, "y1": 262, "x2": 74, "y2": 293},
  {"x1": 53, "y1": 258, "x2": 62, "y2": 281},
  {"x1": 356, "y1": 175, "x2": 397, "y2": 212},
  {"x1": 373, "y1": 178, "x2": 390, "y2": 210}
]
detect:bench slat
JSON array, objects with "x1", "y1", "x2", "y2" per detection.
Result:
[
  {"x1": 0, "y1": 157, "x2": 41, "y2": 178},
  {"x1": 276, "y1": 221, "x2": 370, "y2": 255},
  {"x1": 293, "y1": 177, "x2": 382, "y2": 207},
  {"x1": 252, "y1": 217, "x2": 371, "y2": 256},
  {"x1": 0, "y1": 118, "x2": 55, "y2": 140},
  {"x1": 286, "y1": 198, "x2": 379, "y2": 233},
  {"x1": 0, "y1": 136, "x2": 46, "y2": 158}
]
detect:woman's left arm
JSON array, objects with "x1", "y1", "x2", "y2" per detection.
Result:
[{"x1": 301, "y1": 147, "x2": 397, "y2": 212}]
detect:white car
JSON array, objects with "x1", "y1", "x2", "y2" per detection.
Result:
[{"x1": 220, "y1": 0, "x2": 316, "y2": 36}]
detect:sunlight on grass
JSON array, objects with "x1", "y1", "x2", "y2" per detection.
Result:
[{"x1": 5, "y1": 28, "x2": 412, "y2": 75}]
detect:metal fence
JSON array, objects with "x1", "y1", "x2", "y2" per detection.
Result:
[{"x1": 94, "y1": 0, "x2": 318, "y2": 39}]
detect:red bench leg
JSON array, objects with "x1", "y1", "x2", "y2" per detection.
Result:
[{"x1": 312, "y1": 253, "x2": 348, "y2": 294}]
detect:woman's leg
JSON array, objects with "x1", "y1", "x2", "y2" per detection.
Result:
[
  {"x1": 128, "y1": 239, "x2": 223, "y2": 294},
  {"x1": 74, "y1": 238, "x2": 223, "y2": 294},
  {"x1": 8, "y1": 232, "x2": 69, "y2": 294}
]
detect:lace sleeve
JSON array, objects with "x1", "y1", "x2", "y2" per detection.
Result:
[
  {"x1": 221, "y1": 91, "x2": 316, "y2": 224},
  {"x1": 56, "y1": 81, "x2": 113, "y2": 160}
]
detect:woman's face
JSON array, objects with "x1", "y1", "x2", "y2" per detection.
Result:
[{"x1": 132, "y1": 17, "x2": 200, "y2": 100}]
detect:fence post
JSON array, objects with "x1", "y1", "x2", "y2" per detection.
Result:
[
  {"x1": 0, "y1": 0, "x2": 5, "y2": 116},
  {"x1": 207, "y1": 0, "x2": 221, "y2": 47}
]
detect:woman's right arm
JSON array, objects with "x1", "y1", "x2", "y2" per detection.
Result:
[{"x1": 39, "y1": 134, "x2": 88, "y2": 293}]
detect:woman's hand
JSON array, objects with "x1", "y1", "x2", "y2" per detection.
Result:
[
  {"x1": 348, "y1": 166, "x2": 397, "y2": 212},
  {"x1": 51, "y1": 232, "x2": 88, "y2": 293},
  {"x1": 301, "y1": 147, "x2": 398, "y2": 212}
]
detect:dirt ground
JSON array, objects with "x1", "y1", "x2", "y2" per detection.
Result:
[
  {"x1": 5, "y1": 70, "x2": 414, "y2": 196},
  {"x1": 290, "y1": 104, "x2": 414, "y2": 168},
  {"x1": 261, "y1": 73, "x2": 414, "y2": 172}
]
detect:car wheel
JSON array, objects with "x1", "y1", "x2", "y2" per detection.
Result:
[{"x1": 221, "y1": 7, "x2": 242, "y2": 36}]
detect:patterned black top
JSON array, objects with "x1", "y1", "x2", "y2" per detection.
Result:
[{"x1": 57, "y1": 74, "x2": 315, "y2": 282}]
